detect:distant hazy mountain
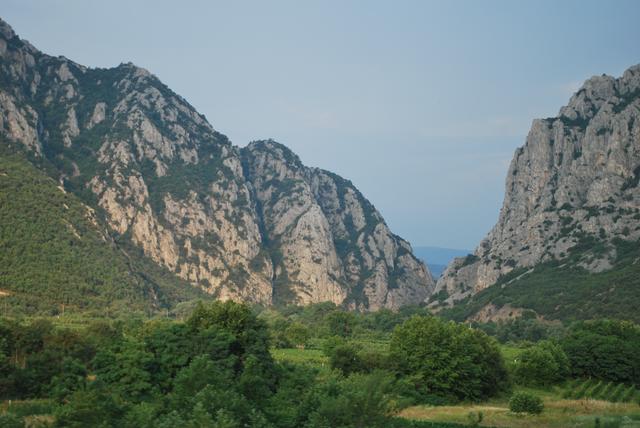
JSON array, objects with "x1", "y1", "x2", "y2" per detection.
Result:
[{"x1": 413, "y1": 246, "x2": 471, "y2": 278}]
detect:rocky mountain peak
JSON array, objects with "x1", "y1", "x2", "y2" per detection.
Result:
[
  {"x1": 244, "y1": 139, "x2": 306, "y2": 174},
  {"x1": 434, "y1": 63, "x2": 640, "y2": 309},
  {"x1": 0, "y1": 16, "x2": 433, "y2": 310},
  {"x1": 559, "y1": 66, "x2": 640, "y2": 124},
  {"x1": 0, "y1": 17, "x2": 16, "y2": 40}
]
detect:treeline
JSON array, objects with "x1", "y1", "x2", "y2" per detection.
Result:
[
  {"x1": 0, "y1": 302, "x2": 507, "y2": 427},
  {"x1": 1, "y1": 302, "x2": 639, "y2": 426},
  {"x1": 257, "y1": 303, "x2": 640, "y2": 389},
  {"x1": 258, "y1": 303, "x2": 567, "y2": 347}
]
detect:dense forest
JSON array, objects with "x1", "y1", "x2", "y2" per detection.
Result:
[
  {"x1": 1, "y1": 301, "x2": 639, "y2": 427},
  {"x1": 0, "y1": 147, "x2": 203, "y2": 317}
]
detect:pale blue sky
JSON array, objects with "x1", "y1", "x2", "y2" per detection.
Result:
[{"x1": 3, "y1": 1, "x2": 639, "y2": 248}]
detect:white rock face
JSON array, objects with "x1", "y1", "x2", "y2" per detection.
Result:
[
  {"x1": 0, "y1": 17, "x2": 434, "y2": 310},
  {"x1": 87, "y1": 102, "x2": 106, "y2": 128},
  {"x1": 435, "y1": 64, "x2": 640, "y2": 305},
  {"x1": 242, "y1": 141, "x2": 434, "y2": 309},
  {"x1": 0, "y1": 91, "x2": 41, "y2": 154},
  {"x1": 62, "y1": 107, "x2": 80, "y2": 147}
]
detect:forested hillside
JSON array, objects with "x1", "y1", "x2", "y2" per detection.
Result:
[{"x1": 0, "y1": 146, "x2": 203, "y2": 316}]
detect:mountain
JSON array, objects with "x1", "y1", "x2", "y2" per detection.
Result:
[
  {"x1": 0, "y1": 17, "x2": 433, "y2": 313},
  {"x1": 433, "y1": 64, "x2": 640, "y2": 322},
  {"x1": 412, "y1": 246, "x2": 471, "y2": 278}
]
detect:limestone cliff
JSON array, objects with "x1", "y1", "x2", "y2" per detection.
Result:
[
  {"x1": 0, "y1": 17, "x2": 433, "y2": 310},
  {"x1": 434, "y1": 65, "x2": 640, "y2": 306},
  {"x1": 242, "y1": 141, "x2": 433, "y2": 308}
]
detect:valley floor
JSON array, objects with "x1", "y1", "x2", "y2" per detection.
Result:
[
  {"x1": 274, "y1": 347, "x2": 640, "y2": 428},
  {"x1": 400, "y1": 399, "x2": 640, "y2": 427}
]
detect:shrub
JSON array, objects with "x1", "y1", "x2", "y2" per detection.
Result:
[
  {"x1": 0, "y1": 413, "x2": 23, "y2": 428},
  {"x1": 509, "y1": 392, "x2": 544, "y2": 415},
  {"x1": 467, "y1": 411, "x2": 483, "y2": 427}
]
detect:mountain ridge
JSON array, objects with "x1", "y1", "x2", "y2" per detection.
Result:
[
  {"x1": 0, "y1": 16, "x2": 433, "y2": 313},
  {"x1": 434, "y1": 64, "x2": 640, "y2": 321}
]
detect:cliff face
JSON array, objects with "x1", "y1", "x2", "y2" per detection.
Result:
[
  {"x1": 435, "y1": 65, "x2": 640, "y2": 305},
  {"x1": 0, "y1": 17, "x2": 433, "y2": 310},
  {"x1": 242, "y1": 141, "x2": 434, "y2": 308}
]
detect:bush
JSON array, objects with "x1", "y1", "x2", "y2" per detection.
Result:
[
  {"x1": 509, "y1": 392, "x2": 544, "y2": 415},
  {"x1": 305, "y1": 371, "x2": 397, "y2": 428},
  {"x1": 0, "y1": 413, "x2": 23, "y2": 428}
]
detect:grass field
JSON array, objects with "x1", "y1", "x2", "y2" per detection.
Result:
[
  {"x1": 400, "y1": 382, "x2": 640, "y2": 428},
  {"x1": 271, "y1": 347, "x2": 329, "y2": 369},
  {"x1": 270, "y1": 346, "x2": 640, "y2": 427},
  {"x1": 399, "y1": 399, "x2": 640, "y2": 428},
  {"x1": 561, "y1": 379, "x2": 640, "y2": 403}
]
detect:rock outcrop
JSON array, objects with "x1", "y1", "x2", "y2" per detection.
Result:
[
  {"x1": 434, "y1": 65, "x2": 640, "y2": 305},
  {"x1": 0, "y1": 17, "x2": 433, "y2": 310},
  {"x1": 242, "y1": 141, "x2": 434, "y2": 308}
]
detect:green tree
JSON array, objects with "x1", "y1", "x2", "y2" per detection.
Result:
[
  {"x1": 54, "y1": 386, "x2": 125, "y2": 427},
  {"x1": 187, "y1": 301, "x2": 272, "y2": 362},
  {"x1": 49, "y1": 357, "x2": 87, "y2": 402},
  {"x1": 389, "y1": 316, "x2": 508, "y2": 401},
  {"x1": 285, "y1": 322, "x2": 310, "y2": 348},
  {"x1": 92, "y1": 339, "x2": 156, "y2": 401},
  {"x1": 324, "y1": 311, "x2": 357, "y2": 338},
  {"x1": 170, "y1": 355, "x2": 234, "y2": 411},
  {"x1": 561, "y1": 320, "x2": 640, "y2": 383},
  {"x1": 305, "y1": 372, "x2": 396, "y2": 428},
  {"x1": 263, "y1": 363, "x2": 317, "y2": 428},
  {"x1": 122, "y1": 402, "x2": 161, "y2": 428},
  {"x1": 513, "y1": 341, "x2": 569, "y2": 386},
  {"x1": 0, "y1": 348, "x2": 16, "y2": 399},
  {"x1": 327, "y1": 343, "x2": 365, "y2": 376}
]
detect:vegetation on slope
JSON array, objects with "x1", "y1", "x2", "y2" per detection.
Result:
[
  {"x1": 440, "y1": 238, "x2": 640, "y2": 323},
  {"x1": 0, "y1": 148, "x2": 203, "y2": 317}
]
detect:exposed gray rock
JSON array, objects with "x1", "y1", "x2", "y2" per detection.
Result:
[
  {"x1": 0, "y1": 16, "x2": 433, "y2": 310},
  {"x1": 87, "y1": 102, "x2": 106, "y2": 128},
  {"x1": 435, "y1": 64, "x2": 640, "y2": 306}
]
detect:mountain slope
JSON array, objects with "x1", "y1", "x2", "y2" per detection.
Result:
[
  {"x1": 434, "y1": 64, "x2": 640, "y2": 321},
  {"x1": 440, "y1": 238, "x2": 640, "y2": 323},
  {"x1": 0, "y1": 17, "x2": 433, "y2": 311},
  {"x1": 0, "y1": 146, "x2": 203, "y2": 316}
]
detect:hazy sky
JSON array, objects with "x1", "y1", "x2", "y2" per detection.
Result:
[{"x1": 3, "y1": 1, "x2": 640, "y2": 249}]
